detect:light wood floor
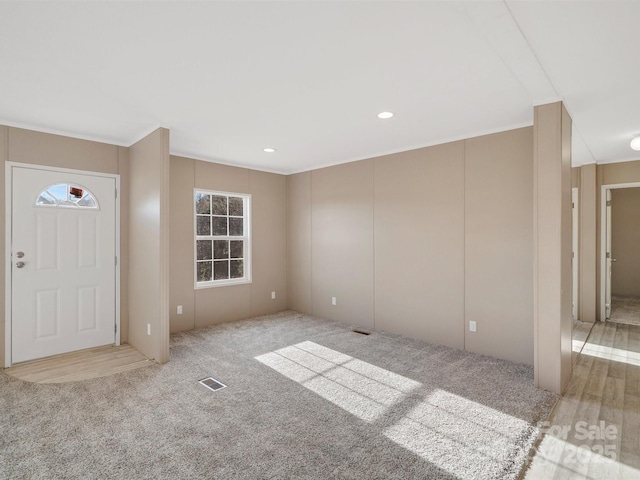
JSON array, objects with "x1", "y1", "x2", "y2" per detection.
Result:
[
  {"x1": 573, "y1": 319, "x2": 594, "y2": 366},
  {"x1": 523, "y1": 321, "x2": 640, "y2": 479},
  {"x1": 4, "y1": 344, "x2": 152, "y2": 384}
]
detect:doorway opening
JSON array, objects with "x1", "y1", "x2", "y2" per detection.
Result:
[{"x1": 600, "y1": 182, "x2": 640, "y2": 326}]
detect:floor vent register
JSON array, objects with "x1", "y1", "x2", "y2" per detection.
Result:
[{"x1": 198, "y1": 377, "x2": 227, "y2": 392}]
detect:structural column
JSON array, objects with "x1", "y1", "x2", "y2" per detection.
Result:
[
  {"x1": 128, "y1": 127, "x2": 171, "y2": 364},
  {"x1": 533, "y1": 102, "x2": 573, "y2": 394}
]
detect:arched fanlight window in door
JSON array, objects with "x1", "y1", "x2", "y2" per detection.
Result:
[{"x1": 35, "y1": 183, "x2": 99, "y2": 209}]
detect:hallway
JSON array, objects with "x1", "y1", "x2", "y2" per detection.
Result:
[{"x1": 524, "y1": 321, "x2": 640, "y2": 479}]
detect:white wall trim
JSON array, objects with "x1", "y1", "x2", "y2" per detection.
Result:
[
  {"x1": 599, "y1": 181, "x2": 640, "y2": 321},
  {"x1": 4, "y1": 161, "x2": 121, "y2": 367}
]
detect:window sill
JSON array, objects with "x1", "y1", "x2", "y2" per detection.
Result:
[{"x1": 195, "y1": 278, "x2": 252, "y2": 289}]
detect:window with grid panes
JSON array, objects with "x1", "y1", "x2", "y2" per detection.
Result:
[{"x1": 195, "y1": 190, "x2": 251, "y2": 287}]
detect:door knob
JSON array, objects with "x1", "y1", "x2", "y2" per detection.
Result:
[
  {"x1": 16, "y1": 262, "x2": 25, "y2": 268},
  {"x1": 16, "y1": 251, "x2": 24, "y2": 258}
]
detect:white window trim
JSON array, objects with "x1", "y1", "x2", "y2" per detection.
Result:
[{"x1": 193, "y1": 188, "x2": 252, "y2": 289}]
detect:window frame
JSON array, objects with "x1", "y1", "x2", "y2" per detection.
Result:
[
  {"x1": 193, "y1": 188, "x2": 252, "y2": 289},
  {"x1": 34, "y1": 182, "x2": 100, "y2": 209}
]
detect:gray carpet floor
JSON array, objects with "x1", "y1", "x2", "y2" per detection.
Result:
[
  {"x1": 0, "y1": 311, "x2": 557, "y2": 479},
  {"x1": 610, "y1": 295, "x2": 640, "y2": 326}
]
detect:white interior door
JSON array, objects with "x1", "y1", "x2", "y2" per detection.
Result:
[
  {"x1": 10, "y1": 166, "x2": 117, "y2": 364},
  {"x1": 572, "y1": 188, "x2": 579, "y2": 321},
  {"x1": 605, "y1": 188, "x2": 613, "y2": 320}
]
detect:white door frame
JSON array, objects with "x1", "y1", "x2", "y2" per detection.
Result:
[
  {"x1": 599, "y1": 181, "x2": 640, "y2": 322},
  {"x1": 4, "y1": 162, "x2": 121, "y2": 367},
  {"x1": 572, "y1": 187, "x2": 579, "y2": 321}
]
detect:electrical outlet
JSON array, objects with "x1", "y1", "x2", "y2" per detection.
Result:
[
  {"x1": 271, "y1": 291, "x2": 276, "y2": 300},
  {"x1": 469, "y1": 321, "x2": 477, "y2": 333},
  {"x1": 177, "y1": 305, "x2": 183, "y2": 315},
  {"x1": 331, "y1": 297, "x2": 337, "y2": 306},
  {"x1": 147, "y1": 323, "x2": 151, "y2": 336}
]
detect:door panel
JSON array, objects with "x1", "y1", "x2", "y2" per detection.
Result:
[
  {"x1": 11, "y1": 166, "x2": 117, "y2": 364},
  {"x1": 605, "y1": 188, "x2": 612, "y2": 319}
]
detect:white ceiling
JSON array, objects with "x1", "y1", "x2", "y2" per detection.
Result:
[{"x1": 0, "y1": 1, "x2": 638, "y2": 174}]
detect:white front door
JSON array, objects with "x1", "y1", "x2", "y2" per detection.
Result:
[{"x1": 10, "y1": 166, "x2": 117, "y2": 364}]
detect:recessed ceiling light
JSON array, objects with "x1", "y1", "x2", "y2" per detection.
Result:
[
  {"x1": 263, "y1": 147, "x2": 276, "y2": 153},
  {"x1": 377, "y1": 111, "x2": 394, "y2": 119},
  {"x1": 631, "y1": 136, "x2": 640, "y2": 151}
]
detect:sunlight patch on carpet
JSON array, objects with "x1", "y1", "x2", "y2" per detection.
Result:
[
  {"x1": 383, "y1": 389, "x2": 526, "y2": 477},
  {"x1": 255, "y1": 341, "x2": 421, "y2": 422},
  {"x1": 256, "y1": 341, "x2": 540, "y2": 480}
]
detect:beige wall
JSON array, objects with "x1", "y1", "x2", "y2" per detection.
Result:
[
  {"x1": 312, "y1": 160, "x2": 375, "y2": 330},
  {"x1": 7, "y1": 127, "x2": 119, "y2": 174},
  {"x1": 0, "y1": 126, "x2": 129, "y2": 368},
  {"x1": 374, "y1": 143, "x2": 465, "y2": 349},
  {"x1": 286, "y1": 172, "x2": 312, "y2": 314},
  {"x1": 595, "y1": 160, "x2": 640, "y2": 318},
  {"x1": 170, "y1": 156, "x2": 196, "y2": 332},
  {"x1": 0, "y1": 126, "x2": 6, "y2": 367},
  {"x1": 532, "y1": 102, "x2": 573, "y2": 394},
  {"x1": 169, "y1": 156, "x2": 287, "y2": 332},
  {"x1": 611, "y1": 187, "x2": 640, "y2": 296},
  {"x1": 128, "y1": 128, "x2": 170, "y2": 363},
  {"x1": 288, "y1": 127, "x2": 535, "y2": 365},
  {"x1": 118, "y1": 147, "x2": 130, "y2": 341},
  {"x1": 464, "y1": 129, "x2": 533, "y2": 363},
  {"x1": 579, "y1": 164, "x2": 597, "y2": 323},
  {"x1": 249, "y1": 170, "x2": 288, "y2": 317},
  {"x1": 598, "y1": 160, "x2": 640, "y2": 185}
]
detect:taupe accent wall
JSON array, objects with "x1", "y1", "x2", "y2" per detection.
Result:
[
  {"x1": 287, "y1": 172, "x2": 312, "y2": 314},
  {"x1": 128, "y1": 128, "x2": 170, "y2": 363},
  {"x1": 7, "y1": 127, "x2": 119, "y2": 174},
  {"x1": 611, "y1": 187, "x2": 640, "y2": 297},
  {"x1": 170, "y1": 157, "x2": 196, "y2": 332},
  {"x1": 1, "y1": 120, "x2": 588, "y2": 380},
  {"x1": 249, "y1": 170, "x2": 288, "y2": 317},
  {"x1": 0, "y1": 126, "x2": 129, "y2": 368},
  {"x1": 0, "y1": 126, "x2": 6, "y2": 367},
  {"x1": 579, "y1": 164, "x2": 597, "y2": 323},
  {"x1": 374, "y1": 143, "x2": 465, "y2": 349},
  {"x1": 288, "y1": 127, "x2": 535, "y2": 365},
  {"x1": 598, "y1": 160, "x2": 640, "y2": 185},
  {"x1": 118, "y1": 147, "x2": 130, "y2": 341},
  {"x1": 464, "y1": 129, "x2": 533, "y2": 362},
  {"x1": 557, "y1": 161, "x2": 640, "y2": 323},
  {"x1": 169, "y1": 156, "x2": 287, "y2": 332},
  {"x1": 312, "y1": 160, "x2": 375, "y2": 330},
  {"x1": 595, "y1": 160, "x2": 640, "y2": 318}
]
